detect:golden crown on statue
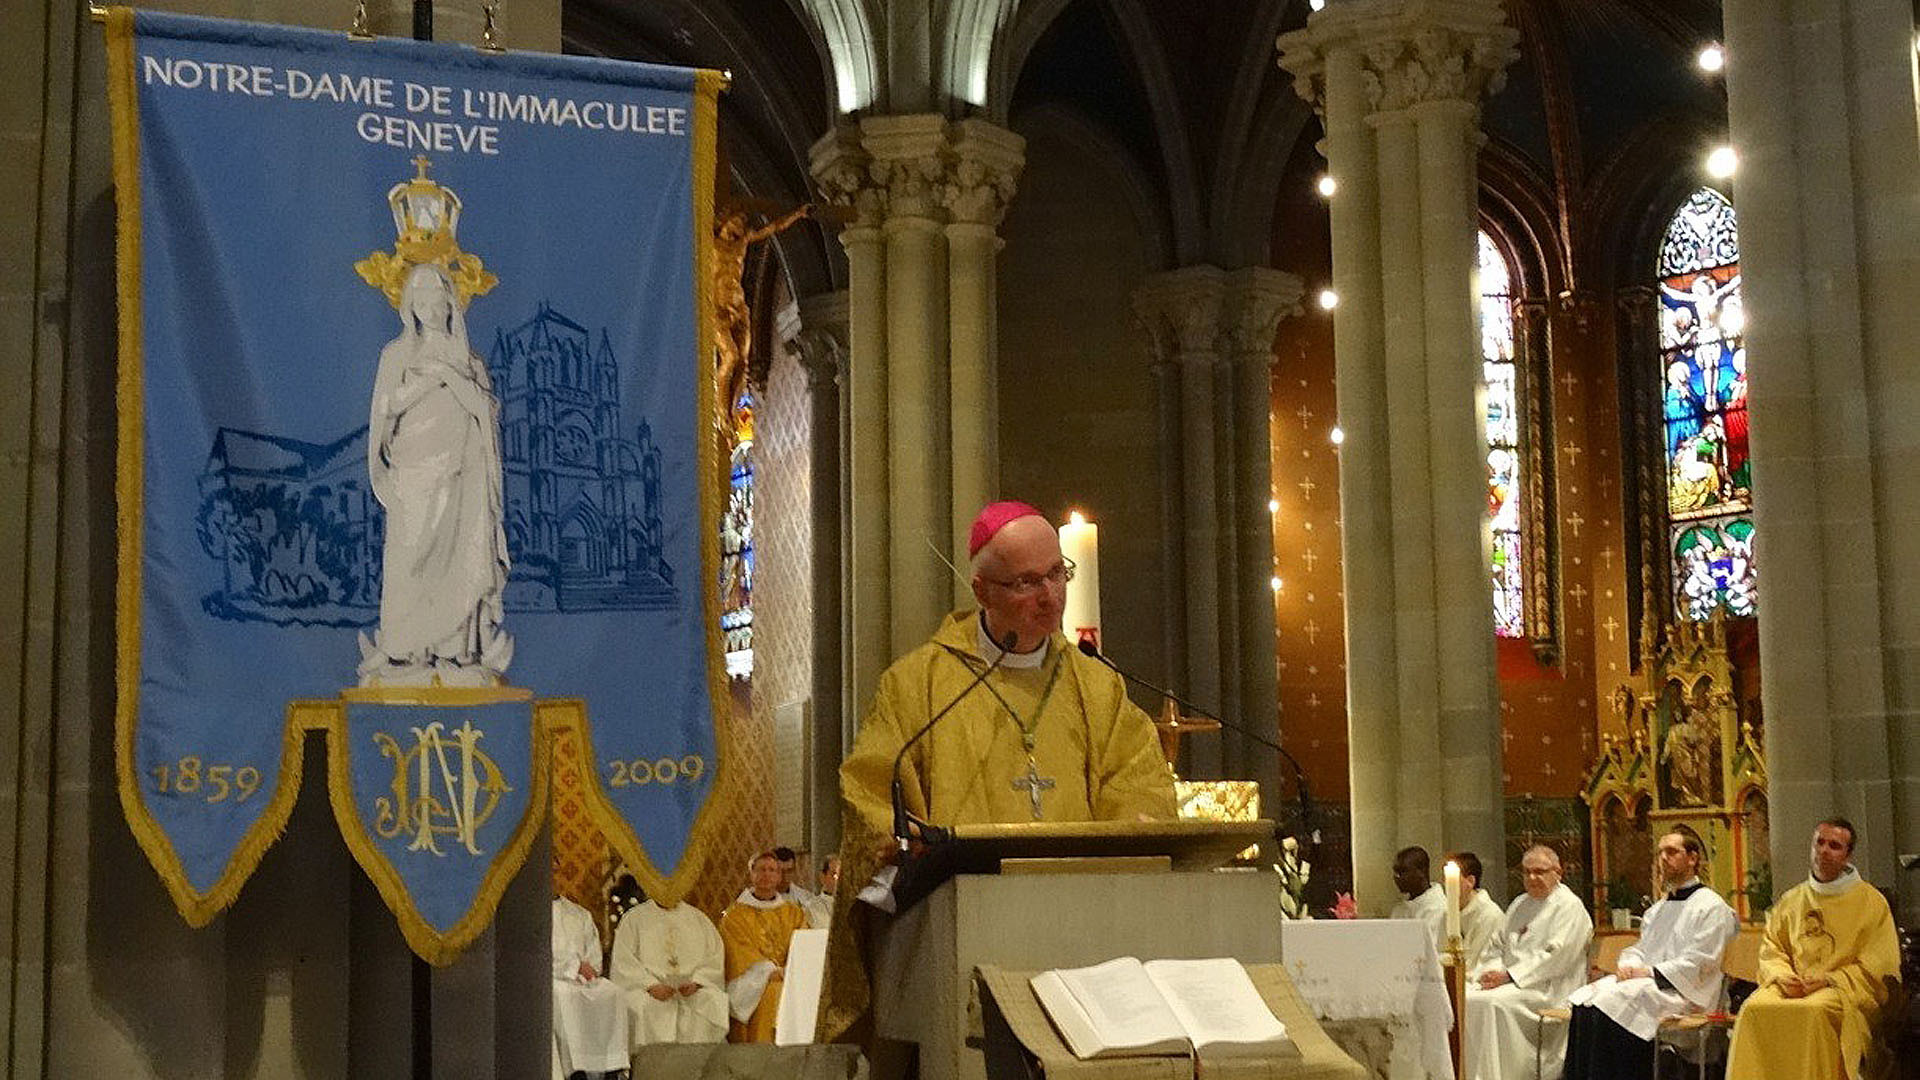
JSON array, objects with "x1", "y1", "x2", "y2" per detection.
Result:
[{"x1": 354, "y1": 154, "x2": 499, "y2": 308}]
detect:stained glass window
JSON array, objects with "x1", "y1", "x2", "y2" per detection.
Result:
[
  {"x1": 1480, "y1": 231, "x2": 1524, "y2": 638},
  {"x1": 720, "y1": 390, "x2": 755, "y2": 677},
  {"x1": 1657, "y1": 188, "x2": 1752, "y2": 619}
]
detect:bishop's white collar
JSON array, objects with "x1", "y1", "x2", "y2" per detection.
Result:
[
  {"x1": 977, "y1": 614, "x2": 1048, "y2": 669},
  {"x1": 1809, "y1": 866, "x2": 1861, "y2": 896}
]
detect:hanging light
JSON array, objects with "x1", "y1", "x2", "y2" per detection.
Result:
[
  {"x1": 1697, "y1": 44, "x2": 1725, "y2": 73},
  {"x1": 1706, "y1": 145, "x2": 1738, "y2": 179},
  {"x1": 1316, "y1": 174, "x2": 1337, "y2": 198},
  {"x1": 1329, "y1": 426, "x2": 1345, "y2": 445},
  {"x1": 1317, "y1": 288, "x2": 1339, "y2": 310},
  {"x1": 1268, "y1": 498, "x2": 1281, "y2": 514}
]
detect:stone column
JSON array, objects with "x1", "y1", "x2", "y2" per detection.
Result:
[
  {"x1": 811, "y1": 129, "x2": 892, "y2": 722},
  {"x1": 867, "y1": 116, "x2": 952, "y2": 656},
  {"x1": 943, "y1": 120, "x2": 1025, "y2": 604},
  {"x1": 1133, "y1": 268, "x2": 1227, "y2": 776},
  {"x1": 1280, "y1": 0, "x2": 1517, "y2": 911},
  {"x1": 791, "y1": 291, "x2": 851, "y2": 849},
  {"x1": 1723, "y1": 0, "x2": 1920, "y2": 885},
  {"x1": 1222, "y1": 270, "x2": 1305, "y2": 786}
]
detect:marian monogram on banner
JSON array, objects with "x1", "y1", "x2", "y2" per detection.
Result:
[{"x1": 374, "y1": 720, "x2": 511, "y2": 856}]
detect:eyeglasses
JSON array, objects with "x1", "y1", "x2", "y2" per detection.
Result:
[{"x1": 984, "y1": 557, "x2": 1076, "y2": 597}]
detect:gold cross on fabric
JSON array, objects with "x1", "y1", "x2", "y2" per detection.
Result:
[{"x1": 1012, "y1": 757, "x2": 1055, "y2": 819}]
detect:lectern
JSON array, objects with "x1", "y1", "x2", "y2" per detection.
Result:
[{"x1": 868, "y1": 820, "x2": 1282, "y2": 1080}]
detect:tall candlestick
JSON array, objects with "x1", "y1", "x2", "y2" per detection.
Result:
[
  {"x1": 1059, "y1": 511, "x2": 1101, "y2": 649},
  {"x1": 1443, "y1": 860, "x2": 1462, "y2": 942}
]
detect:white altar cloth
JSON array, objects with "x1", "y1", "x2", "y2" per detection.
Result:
[{"x1": 1282, "y1": 919, "x2": 1454, "y2": 1080}]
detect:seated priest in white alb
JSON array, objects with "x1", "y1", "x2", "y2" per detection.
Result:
[
  {"x1": 1463, "y1": 844, "x2": 1593, "y2": 1080},
  {"x1": 1446, "y1": 850, "x2": 1506, "y2": 972},
  {"x1": 551, "y1": 891, "x2": 630, "y2": 1080},
  {"x1": 720, "y1": 851, "x2": 810, "y2": 1043},
  {"x1": 1564, "y1": 831, "x2": 1739, "y2": 1080},
  {"x1": 610, "y1": 895, "x2": 728, "y2": 1047},
  {"x1": 803, "y1": 854, "x2": 838, "y2": 931},
  {"x1": 1389, "y1": 845, "x2": 1447, "y2": 955}
]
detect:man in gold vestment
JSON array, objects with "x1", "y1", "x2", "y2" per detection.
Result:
[
  {"x1": 719, "y1": 852, "x2": 811, "y2": 1043},
  {"x1": 1728, "y1": 818, "x2": 1901, "y2": 1080},
  {"x1": 821, "y1": 501, "x2": 1178, "y2": 1040}
]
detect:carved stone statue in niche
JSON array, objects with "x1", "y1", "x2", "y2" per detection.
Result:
[{"x1": 1657, "y1": 680, "x2": 1722, "y2": 807}]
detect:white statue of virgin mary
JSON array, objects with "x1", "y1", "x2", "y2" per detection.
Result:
[{"x1": 358, "y1": 261, "x2": 513, "y2": 687}]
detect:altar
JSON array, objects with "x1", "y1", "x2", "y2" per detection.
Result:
[{"x1": 1281, "y1": 919, "x2": 1454, "y2": 1080}]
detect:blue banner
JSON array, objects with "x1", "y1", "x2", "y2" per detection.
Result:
[{"x1": 107, "y1": 8, "x2": 727, "y2": 953}]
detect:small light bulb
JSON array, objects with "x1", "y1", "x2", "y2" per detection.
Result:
[
  {"x1": 1316, "y1": 174, "x2": 1337, "y2": 198},
  {"x1": 1268, "y1": 498, "x2": 1280, "y2": 514},
  {"x1": 1317, "y1": 288, "x2": 1340, "y2": 310},
  {"x1": 1697, "y1": 44, "x2": 1725, "y2": 72},
  {"x1": 1706, "y1": 145, "x2": 1738, "y2": 179},
  {"x1": 1329, "y1": 426, "x2": 1345, "y2": 445},
  {"x1": 1271, "y1": 576, "x2": 1284, "y2": 592},
  {"x1": 1308, "y1": 0, "x2": 1325, "y2": 10}
]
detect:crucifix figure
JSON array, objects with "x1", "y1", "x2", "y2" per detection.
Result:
[{"x1": 1012, "y1": 757, "x2": 1055, "y2": 819}]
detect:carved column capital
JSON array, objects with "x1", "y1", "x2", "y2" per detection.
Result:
[
  {"x1": 860, "y1": 114, "x2": 951, "y2": 224},
  {"x1": 1132, "y1": 266, "x2": 1227, "y2": 365},
  {"x1": 787, "y1": 291, "x2": 851, "y2": 391},
  {"x1": 1220, "y1": 267, "x2": 1306, "y2": 360},
  {"x1": 1277, "y1": 0, "x2": 1517, "y2": 116},
  {"x1": 941, "y1": 118, "x2": 1026, "y2": 228},
  {"x1": 808, "y1": 122, "x2": 885, "y2": 230}
]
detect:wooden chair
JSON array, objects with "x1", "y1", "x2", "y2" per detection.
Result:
[
  {"x1": 1534, "y1": 933, "x2": 1639, "y2": 1076},
  {"x1": 1650, "y1": 925, "x2": 1763, "y2": 1078}
]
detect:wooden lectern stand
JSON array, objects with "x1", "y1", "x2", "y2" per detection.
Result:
[{"x1": 869, "y1": 821, "x2": 1280, "y2": 1080}]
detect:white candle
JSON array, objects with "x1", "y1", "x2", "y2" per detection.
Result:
[
  {"x1": 1443, "y1": 860, "x2": 1462, "y2": 942},
  {"x1": 1059, "y1": 511, "x2": 1101, "y2": 649}
]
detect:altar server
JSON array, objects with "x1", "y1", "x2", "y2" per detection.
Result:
[
  {"x1": 1463, "y1": 844, "x2": 1592, "y2": 1080},
  {"x1": 551, "y1": 893, "x2": 630, "y2": 1079},
  {"x1": 1564, "y1": 831, "x2": 1739, "y2": 1080},
  {"x1": 1389, "y1": 845, "x2": 1448, "y2": 955},
  {"x1": 1727, "y1": 818, "x2": 1901, "y2": 1080},
  {"x1": 720, "y1": 851, "x2": 810, "y2": 1042},
  {"x1": 611, "y1": 897, "x2": 729, "y2": 1046},
  {"x1": 1446, "y1": 850, "x2": 1506, "y2": 972}
]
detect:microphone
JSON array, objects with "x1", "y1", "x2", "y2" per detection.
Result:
[
  {"x1": 891, "y1": 628, "x2": 1021, "y2": 849},
  {"x1": 1076, "y1": 639, "x2": 1321, "y2": 847}
]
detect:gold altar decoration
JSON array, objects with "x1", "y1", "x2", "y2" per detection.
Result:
[{"x1": 1581, "y1": 612, "x2": 1768, "y2": 919}]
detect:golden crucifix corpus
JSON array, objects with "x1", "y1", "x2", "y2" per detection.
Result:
[{"x1": 713, "y1": 201, "x2": 811, "y2": 431}]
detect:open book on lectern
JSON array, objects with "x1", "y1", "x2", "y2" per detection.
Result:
[{"x1": 1028, "y1": 957, "x2": 1293, "y2": 1061}]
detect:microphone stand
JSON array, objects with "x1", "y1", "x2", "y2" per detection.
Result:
[
  {"x1": 1077, "y1": 640, "x2": 1321, "y2": 848},
  {"x1": 890, "y1": 629, "x2": 1020, "y2": 850}
]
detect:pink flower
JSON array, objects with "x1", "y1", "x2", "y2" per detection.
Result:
[{"x1": 1330, "y1": 892, "x2": 1357, "y2": 919}]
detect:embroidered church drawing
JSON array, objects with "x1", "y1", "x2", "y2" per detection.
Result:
[{"x1": 195, "y1": 299, "x2": 676, "y2": 626}]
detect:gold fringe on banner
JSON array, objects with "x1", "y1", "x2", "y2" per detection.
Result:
[
  {"x1": 568, "y1": 67, "x2": 735, "y2": 908},
  {"x1": 108, "y1": 5, "x2": 311, "y2": 929}
]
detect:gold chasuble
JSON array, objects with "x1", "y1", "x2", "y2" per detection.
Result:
[
  {"x1": 718, "y1": 896, "x2": 810, "y2": 1043},
  {"x1": 821, "y1": 610, "x2": 1178, "y2": 1041},
  {"x1": 1728, "y1": 875, "x2": 1901, "y2": 1080}
]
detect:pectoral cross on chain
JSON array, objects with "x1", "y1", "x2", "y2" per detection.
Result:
[{"x1": 1012, "y1": 756, "x2": 1055, "y2": 819}]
